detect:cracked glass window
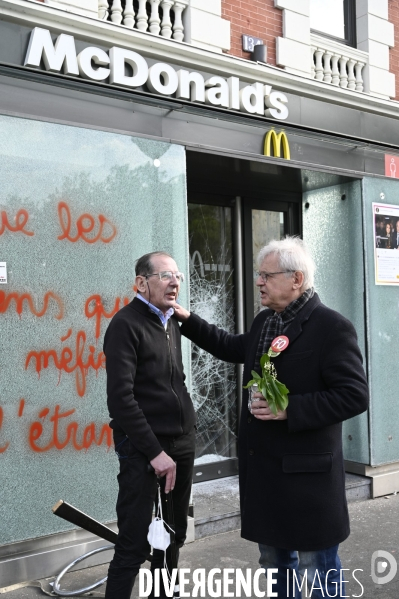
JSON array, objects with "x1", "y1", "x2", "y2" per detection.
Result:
[{"x1": 188, "y1": 203, "x2": 237, "y2": 465}]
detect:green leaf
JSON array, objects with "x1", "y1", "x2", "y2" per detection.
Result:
[
  {"x1": 268, "y1": 400, "x2": 278, "y2": 416},
  {"x1": 274, "y1": 379, "x2": 289, "y2": 394},
  {"x1": 260, "y1": 353, "x2": 270, "y2": 369},
  {"x1": 260, "y1": 383, "x2": 268, "y2": 400},
  {"x1": 243, "y1": 379, "x2": 256, "y2": 389},
  {"x1": 279, "y1": 395, "x2": 289, "y2": 411},
  {"x1": 251, "y1": 370, "x2": 262, "y2": 380},
  {"x1": 266, "y1": 381, "x2": 276, "y2": 403},
  {"x1": 269, "y1": 378, "x2": 281, "y2": 403}
]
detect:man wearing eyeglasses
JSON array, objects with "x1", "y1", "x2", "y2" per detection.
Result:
[
  {"x1": 104, "y1": 251, "x2": 195, "y2": 599},
  {"x1": 175, "y1": 237, "x2": 369, "y2": 598}
]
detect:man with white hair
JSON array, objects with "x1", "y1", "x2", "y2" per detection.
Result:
[{"x1": 175, "y1": 236, "x2": 369, "y2": 598}]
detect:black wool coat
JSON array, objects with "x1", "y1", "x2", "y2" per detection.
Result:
[{"x1": 180, "y1": 294, "x2": 369, "y2": 550}]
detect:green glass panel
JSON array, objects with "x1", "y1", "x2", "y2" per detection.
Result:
[
  {"x1": 0, "y1": 115, "x2": 188, "y2": 544},
  {"x1": 362, "y1": 176, "x2": 399, "y2": 465},
  {"x1": 303, "y1": 180, "x2": 369, "y2": 464}
]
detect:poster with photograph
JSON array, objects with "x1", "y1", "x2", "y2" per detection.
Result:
[{"x1": 373, "y1": 202, "x2": 399, "y2": 285}]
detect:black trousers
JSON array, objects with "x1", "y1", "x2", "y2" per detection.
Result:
[{"x1": 105, "y1": 429, "x2": 195, "y2": 599}]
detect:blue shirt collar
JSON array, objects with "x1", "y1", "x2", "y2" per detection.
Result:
[{"x1": 136, "y1": 293, "x2": 174, "y2": 328}]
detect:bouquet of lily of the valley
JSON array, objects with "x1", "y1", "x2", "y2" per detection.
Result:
[{"x1": 244, "y1": 336, "x2": 290, "y2": 416}]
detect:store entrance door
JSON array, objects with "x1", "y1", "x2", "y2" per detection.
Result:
[
  {"x1": 242, "y1": 197, "x2": 300, "y2": 330},
  {"x1": 187, "y1": 190, "x2": 300, "y2": 482}
]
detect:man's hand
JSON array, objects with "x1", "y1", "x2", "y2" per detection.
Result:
[
  {"x1": 150, "y1": 451, "x2": 176, "y2": 493},
  {"x1": 173, "y1": 304, "x2": 191, "y2": 322},
  {"x1": 250, "y1": 392, "x2": 287, "y2": 421}
]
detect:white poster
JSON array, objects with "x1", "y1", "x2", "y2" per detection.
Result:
[
  {"x1": 0, "y1": 262, "x2": 7, "y2": 284},
  {"x1": 373, "y1": 203, "x2": 399, "y2": 285}
]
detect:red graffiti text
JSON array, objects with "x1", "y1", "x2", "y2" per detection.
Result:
[
  {"x1": 29, "y1": 404, "x2": 112, "y2": 452},
  {"x1": 57, "y1": 202, "x2": 117, "y2": 244},
  {"x1": 0, "y1": 209, "x2": 34, "y2": 237},
  {"x1": 25, "y1": 329, "x2": 106, "y2": 397},
  {"x1": 0, "y1": 290, "x2": 64, "y2": 320},
  {"x1": 0, "y1": 407, "x2": 10, "y2": 453},
  {"x1": 85, "y1": 295, "x2": 130, "y2": 340}
]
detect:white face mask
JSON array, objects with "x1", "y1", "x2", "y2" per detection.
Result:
[
  {"x1": 147, "y1": 486, "x2": 173, "y2": 551},
  {"x1": 147, "y1": 517, "x2": 171, "y2": 551}
]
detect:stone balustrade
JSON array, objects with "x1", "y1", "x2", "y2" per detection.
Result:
[
  {"x1": 311, "y1": 34, "x2": 369, "y2": 93},
  {"x1": 98, "y1": 0, "x2": 188, "y2": 42}
]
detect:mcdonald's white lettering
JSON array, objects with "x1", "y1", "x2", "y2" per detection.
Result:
[{"x1": 24, "y1": 28, "x2": 289, "y2": 121}]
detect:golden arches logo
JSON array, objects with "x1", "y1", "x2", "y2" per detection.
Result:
[{"x1": 263, "y1": 130, "x2": 290, "y2": 160}]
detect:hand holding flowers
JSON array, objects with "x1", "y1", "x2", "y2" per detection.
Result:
[{"x1": 244, "y1": 339, "x2": 290, "y2": 420}]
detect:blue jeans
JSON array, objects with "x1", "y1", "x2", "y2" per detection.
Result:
[{"x1": 259, "y1": 543, "x2": 345, "y2": 598}]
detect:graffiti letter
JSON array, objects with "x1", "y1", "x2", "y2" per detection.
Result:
[
  {"x1": 0, "y1": 407, "x2": 10, "y2": 453},
  {"x1": 0, "y1": 209, "x2": 34, "y2": 236}
]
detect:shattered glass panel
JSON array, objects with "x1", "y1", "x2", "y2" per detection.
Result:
[
  {"x1": 0, "y1": 115, "x2": 188, "y2": 544},
  {"x1": 188, "y1": 204, "x2": 237, "y2": 463},
  {"x1": 252, "y1": 210, "x2": 284, "y2": 315}
]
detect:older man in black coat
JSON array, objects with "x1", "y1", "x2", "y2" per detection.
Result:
[{"x1": 175, "y1": 237, "x2": 369, "y2": 598}]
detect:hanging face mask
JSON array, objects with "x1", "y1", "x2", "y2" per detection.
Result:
[{"x1": 147, "y1": 486, "x2": 173, "y2": 551}]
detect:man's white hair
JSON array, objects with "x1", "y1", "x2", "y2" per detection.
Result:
[{"x1": 257, "y1": 236, "x2": 315, "y2": 290}]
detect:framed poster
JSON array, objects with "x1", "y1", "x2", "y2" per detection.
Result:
[{"x1": 373, "y1": 202, "x2": 399, "y2": 285}]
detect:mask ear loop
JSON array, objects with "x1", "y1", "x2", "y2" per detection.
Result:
[{"x1": 155, "y1": 484, "x2": 176, "y2": 594}]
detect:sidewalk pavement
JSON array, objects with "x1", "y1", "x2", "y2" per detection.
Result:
[{"x1": 2, "y1": 493, "x2": 399, "y2": 598}]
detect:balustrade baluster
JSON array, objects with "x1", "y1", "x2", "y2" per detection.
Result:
[
  {"x1": 172, "y1": 2, "x2": 185, "y2": 41},
  {"x1": 347, "y1": 58, "x2": 356, "y2": 90},
  {"x1": 339, "y1": 56, "x2": 348, "y2": 89},
  {"x1": 310, "y1": 36, "x2": 367, "y2": 93},
  {"x1": 136, "y1": 0, "x2": 149, "y2": 31},
  {"x1": 98, "y1": 0, "x2": 109, "y2": 20},
  {"x1": 161, "y1": 0, "x2": 173, "y2": 38},
  {"x1": 314, "y1": 49, "x2": 324, "y2": 81},
  {"x1": 331, "y1": 54, "x2": 340, "y2": 85},
  {"x1": 355, "y1": 61, "x2": 365, "y2": 92},
  {"x1": 323, "y1": 51, "x2": 332, "y2": 84},
  {"x1": 123, "y1": 0, "x2": 135, "y2": 28},
  {"x1": 110, "y1": 0, "x2": 123, "y2": 24},
  {"x1": 149, "y1": 0, "x2": 161, "y2": 34},
  {"x1": 311, "y1": 46, "x2": 316, "y2": 79}
]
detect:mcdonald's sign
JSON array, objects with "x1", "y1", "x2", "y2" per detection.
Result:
[{"x1": 263, "y1": 129, "x2": 290, "y2": 160}]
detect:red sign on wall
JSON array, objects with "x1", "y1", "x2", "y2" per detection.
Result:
[{"x1": 385, "y1": 155, "x2": 399, "y2": 178}]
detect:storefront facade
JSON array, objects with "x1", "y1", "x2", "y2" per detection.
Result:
[{"x1": 1, "y1": 0, "x2": 399, "y2": 586}]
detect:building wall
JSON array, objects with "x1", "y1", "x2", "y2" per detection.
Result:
[
  {"x1": 221, "y1": 0, "x2": 398, "y2": 98},
  {"x1": 221, "y1": 0, "x2": 282, "y2": 65},
  {"x1": 389, "y1": 0, "x2": 399, "y2": 100}
]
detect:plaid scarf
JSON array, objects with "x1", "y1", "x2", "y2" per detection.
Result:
[{"x1": 254, "y1": 287, "x2": 315, "y2": 373}]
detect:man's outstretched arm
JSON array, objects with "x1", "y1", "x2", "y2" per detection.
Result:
[{"x1": 174, "y1": 304, "x2": 247, "y2": 364}]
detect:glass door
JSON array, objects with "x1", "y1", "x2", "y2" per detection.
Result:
[
  {"x1": 251, "y1": 209, "x2": 285, "y2": 315},
  {"x1": 187, "y1": 194, "x2": 300, "y2": 481},
  {"x1": 243, "y1": 198, "x2": 298, "y2": 329},
  {"x1": 188, "y1": 201, "x2": 238, "y2": 479}
]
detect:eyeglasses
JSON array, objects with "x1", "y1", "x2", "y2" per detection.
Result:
[
  {"x1": 145, "y1": 271, "x2": 185, "y2": 283},
  {"x1": 255, "y1": 270, "x2": 295, "y2": 283}
]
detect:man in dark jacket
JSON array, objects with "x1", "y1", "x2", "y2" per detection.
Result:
[
  {"x1": 175, "y1": 237, "x2": 369, "y2": 598},
  {"x1": 104, "y1": 251, "x2": 196, "y2": 599}
]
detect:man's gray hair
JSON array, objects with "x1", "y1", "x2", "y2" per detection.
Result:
[{"x1": 258, "y1": 236, "x2": 315, "y2": 290}]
